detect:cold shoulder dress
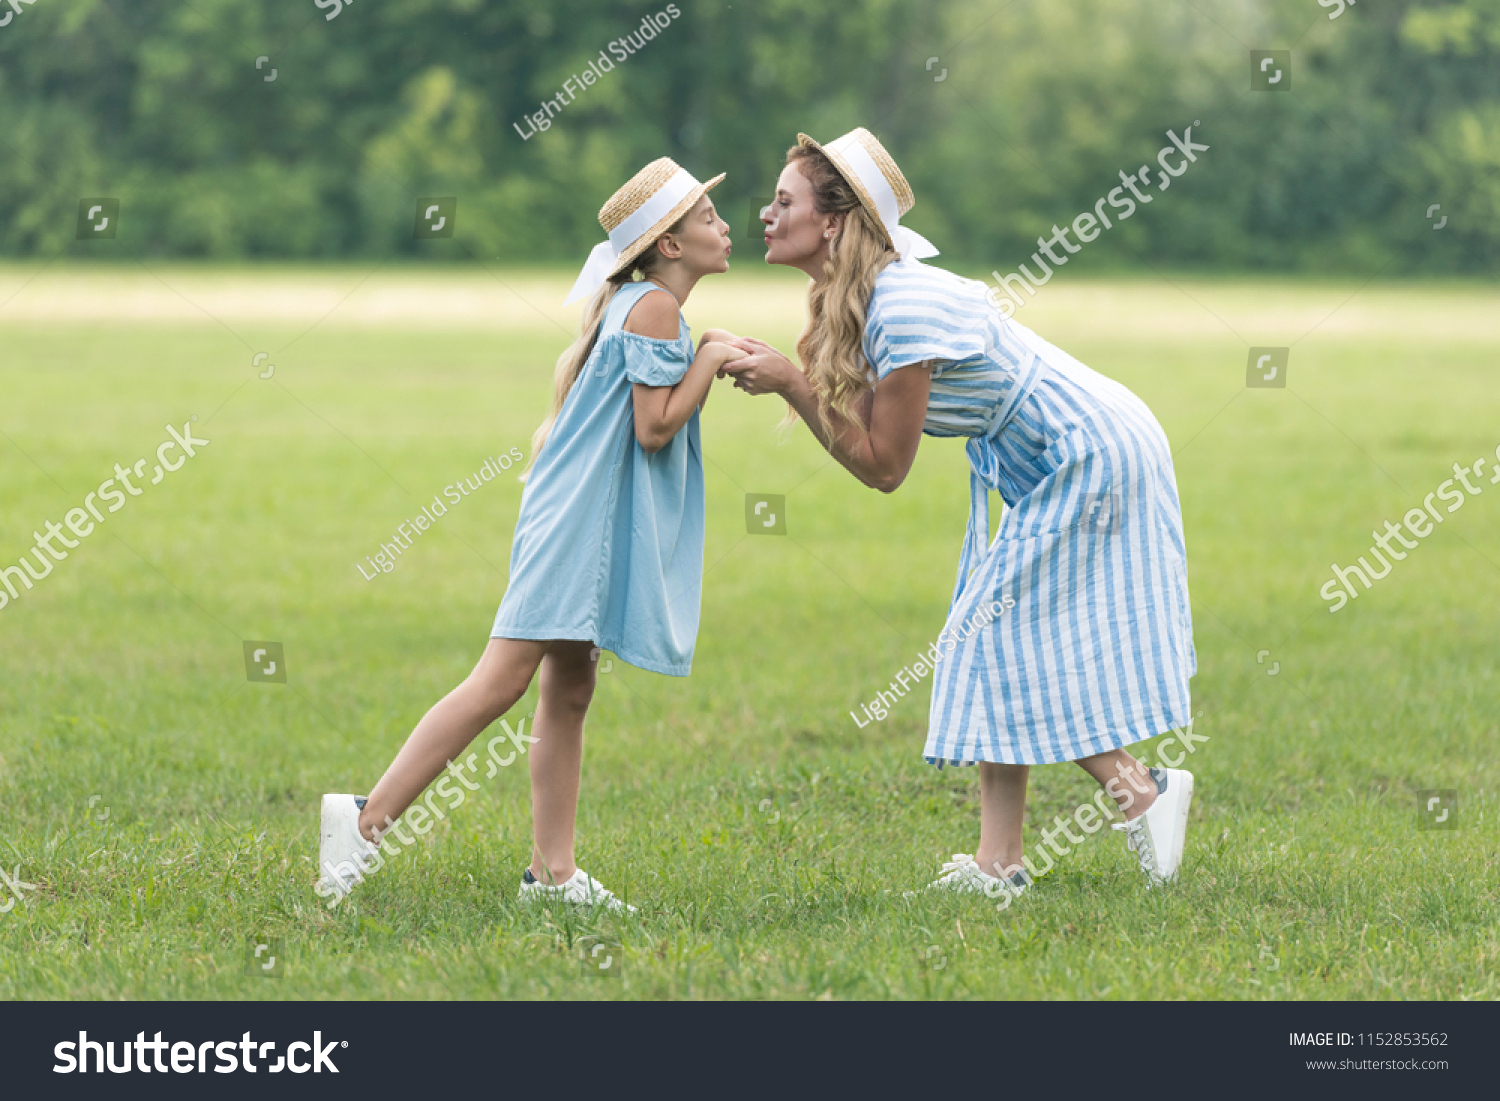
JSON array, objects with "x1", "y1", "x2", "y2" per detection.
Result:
[
  {"x1": 492, "y1": 280, "x2": 704, "y2": 676},
  {"x1": 863, "y1": 259, "x2": 1196, "y2": 765}
]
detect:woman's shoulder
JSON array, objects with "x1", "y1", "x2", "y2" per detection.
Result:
[
  {"x1": 869, "y1": 259, "x2": 990, "y2": 318},
  {"x1": 864, "y1": 260, "x2": 997, "y2": 376},
  {"x1": 869, "y1": 260, "x2": 995, "y2": 329}
]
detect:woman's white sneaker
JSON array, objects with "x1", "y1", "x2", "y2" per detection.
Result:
[
  {"x1": 317, "y1": 793, "x2": 379, "y2": 900},
  {"x1": 518, "y1": 867, "x2": 637, "y2": 912},
  {"x1": 919, "y1": 853, "x2": 1032, "y2": 905},
  {"x1": 1113, "y1": 767, "x2": 1194, "y2": 886}
]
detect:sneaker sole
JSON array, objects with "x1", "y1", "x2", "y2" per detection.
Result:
[
  {"x1": 1163, "y1": 771, "x2": 1194, "y2": 879},
  {"x1": 517, "y1": 883, "x2": 634, "y2": 912},
  {"x1": 319, "y1": 794, "x2": 367, "y2": 892}
]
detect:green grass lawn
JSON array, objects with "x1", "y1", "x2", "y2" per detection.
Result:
[{"x1": 0, "y1": 265, "x2": 1496, "y2": 999}]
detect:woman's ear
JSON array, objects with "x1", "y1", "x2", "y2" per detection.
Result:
[
  {"x1": 824, "y1": 212, "x2": 846, "y2": 240},
  {"x1": 654, "y1": 232, "x2": 683, "y2": 261}
]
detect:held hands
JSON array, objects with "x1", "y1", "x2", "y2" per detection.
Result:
[
  {"x1": 702, "y1": 340, "x2": 749, "y2": 372},
  {"x1": 717, "y1": 336, "x2": 800, "y2": 397}
]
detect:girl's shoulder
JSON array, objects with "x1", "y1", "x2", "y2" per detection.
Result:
[
  {"x1": 594, "y1": 285, "x2": 691, "y2": 386},
  {"x1": 603, "y1": 281, "x2": 687, "y2": 337},
  {"x1": 604, "y1": 279, "x2": 670, "y2": 324}
]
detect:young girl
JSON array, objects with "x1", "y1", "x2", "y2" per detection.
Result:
[
  {"x1": 725, "y1": 129, "x2": 1196, "y2": 896},
  {"x1": 319, "y1": 158, "x2": 744, "y2": 910}
]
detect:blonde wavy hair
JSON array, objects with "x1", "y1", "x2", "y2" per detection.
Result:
[
  {"x1": 786, "y1": 143, "x2": 898, "y2": 435},
  {"x1": 522, "y1": 216, "x2": 684, "y2": 480}
]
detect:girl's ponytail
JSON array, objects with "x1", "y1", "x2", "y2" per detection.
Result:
[
  {"x1": 521, "y1": 208, "x2": 688, "y2": 481},
  {"x1": 522, "y1": 278, "x2": 624, "y2": 481}
]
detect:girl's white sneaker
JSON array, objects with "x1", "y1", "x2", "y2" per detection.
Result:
[
  {"x1": 1112, "y1": 767, "x2": 1194, "y2": 886},
  {"x1": 317, "y1": 793, "x2": 379, "y2": 900},
  {"x1": 518, "y1": 867, "x2": 637, "y2": 912}
]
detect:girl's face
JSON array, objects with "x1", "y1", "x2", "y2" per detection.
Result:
[
  {"x1": 761, "y1": 163, "x2": 838, "y2": 274},
  {"x1": 658, "y1": 194, "x2": 731, "y2": 275}
]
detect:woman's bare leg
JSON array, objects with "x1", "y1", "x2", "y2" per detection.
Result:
[
  {"x1": 525, "y1": 641, "x2": 598, "y2": 885},
  {"x1": 974, "y1": 762, "x2": 1030, "y2": 879},
  {"x1": 1075, "y1": 746, "x2": 1158, "y2": 817},
  {"x1": 359, "y1": 637, "x2": 547, "y2": 840}
]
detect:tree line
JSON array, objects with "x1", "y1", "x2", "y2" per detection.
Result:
[{"x1": 0, "y1": 0, "x2": 1495, "y2": 272}]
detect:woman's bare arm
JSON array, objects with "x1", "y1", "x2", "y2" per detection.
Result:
[{"x1": 723, "y1": 338, "x2": 931, "y2": 493}]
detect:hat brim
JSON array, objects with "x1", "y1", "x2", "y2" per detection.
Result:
[
  {"x1": 607, "y1": 172, "x2": 727, "y2": 280},
  {"x1": 796, "y1": 133, "x2": 896, "y2": 252}
]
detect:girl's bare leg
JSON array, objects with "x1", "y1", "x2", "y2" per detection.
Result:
[
  {"x1": 1075, "y1": 747, "x2": 1158, "y2": 818},
  {"x1": 525, "y1": 641, "x2": 598, "y2": 885},
  {"x1": 974, "y1": 761, "x2": 1030, "y2": 879},
  {"x1": 359, "y1": 637, "x2": 547, "y2": 840}
]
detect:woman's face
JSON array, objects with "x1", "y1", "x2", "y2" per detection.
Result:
[
  {"x1": 761, "y1": 163, "x2": 837, "y2": 274},
  {"x1": 660, "y1": 194, "x2": 731, "y2": 275}
]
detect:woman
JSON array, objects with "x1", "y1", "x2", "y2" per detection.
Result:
[{"x1": 723, "y1": 129, "x2": 1197, "y2": 896}]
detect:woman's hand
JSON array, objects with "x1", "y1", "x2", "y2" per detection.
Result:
[
  {"x1": 703, "y1": 341, "x2": 749, "y2": 369},
  {"x1": 717, "y1": 337, "x2": 804, "y2": 399}
]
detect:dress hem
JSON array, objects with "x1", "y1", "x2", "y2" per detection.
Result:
[
  {"x1": 489, "y1": 627, "x2": 691, "y2": 677},
  {"x1": 923, "y1": 707, "x2": 1193, "y2": 769}
]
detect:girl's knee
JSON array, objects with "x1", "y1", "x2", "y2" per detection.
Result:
[
  {"x1": 547, "y1": 668, "x2": 597, "y2": 714},
  {"x1": 467, "y1": 666, "x2": 535, "y2": 721},
  {"x1": 542, "y1": 647, "x2": 598, "y2": 713}
]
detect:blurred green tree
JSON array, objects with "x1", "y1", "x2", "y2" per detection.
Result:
[{"x1": 0, "y1": 0, "x2": 1492, "y2": 271}]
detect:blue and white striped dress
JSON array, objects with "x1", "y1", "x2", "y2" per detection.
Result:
[{"x1": 863, "y1": 259, "x2": 1196, "y2": 766}]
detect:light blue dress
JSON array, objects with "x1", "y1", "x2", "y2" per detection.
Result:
[
  {"x1": 862, "y1": 259, "x2": 1196, "y2": 766},
  {"x1": 492, "y1": 281, "x2": 704, "y2": 675}
]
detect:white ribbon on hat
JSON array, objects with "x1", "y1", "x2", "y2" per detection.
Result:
[
  {"x1": 825, "y1": 134, "x2": 939, "y2": 261},
  {"x1": 565, "y1": 167, "x2": 700, "y2": 305}
]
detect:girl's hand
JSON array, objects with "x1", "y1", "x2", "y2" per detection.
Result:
[
  {"x1": 718, "y1": 340, "x2": 801, "y2": 397},
  {"x1": 703, "y1": 340, "x2": 748, "y2": 369},
  {"x1": 698, "y1": 328, "x2": 739, "y2": 350}
]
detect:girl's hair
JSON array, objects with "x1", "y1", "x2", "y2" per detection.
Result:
[
  {"x1": 523, "y1": 210, "x2": 688, "y2": 480},
  {"x1": 785, "y1": 142, "x2": 898, "y2": 435}
]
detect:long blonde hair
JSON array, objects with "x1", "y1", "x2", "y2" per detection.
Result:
[
  {"x1": 786, "y1": 143, "x2": 898, "y2": 435},
  {"x1": 523, "y1": 217, "x2": 684, "y2": 479}
]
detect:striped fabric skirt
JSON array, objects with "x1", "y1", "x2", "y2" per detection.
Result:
[{"x1": 923, "y1": 342, "x2": 1196, "y2": 767}]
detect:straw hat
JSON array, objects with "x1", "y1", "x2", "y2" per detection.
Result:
[
  {"x1": 796, "y1": 128, "x2": 937, "y2": 260},
  {"x1": 565, "y1": 158, "x2": 726, "y2": 305}
]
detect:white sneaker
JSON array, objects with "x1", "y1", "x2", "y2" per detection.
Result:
[
  {"x1": 317, "y1": 793, "x2": 380, "y2": 900},
  {"x1": 917, "y1": 853, "x2": 1032, "y2": 904},
  {"x1": 518, "y1": 867, "x2": 637, "y2": 913},
  {"x1": 1112, "y1": 767, "x2": 1193, "y2": 885}
]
